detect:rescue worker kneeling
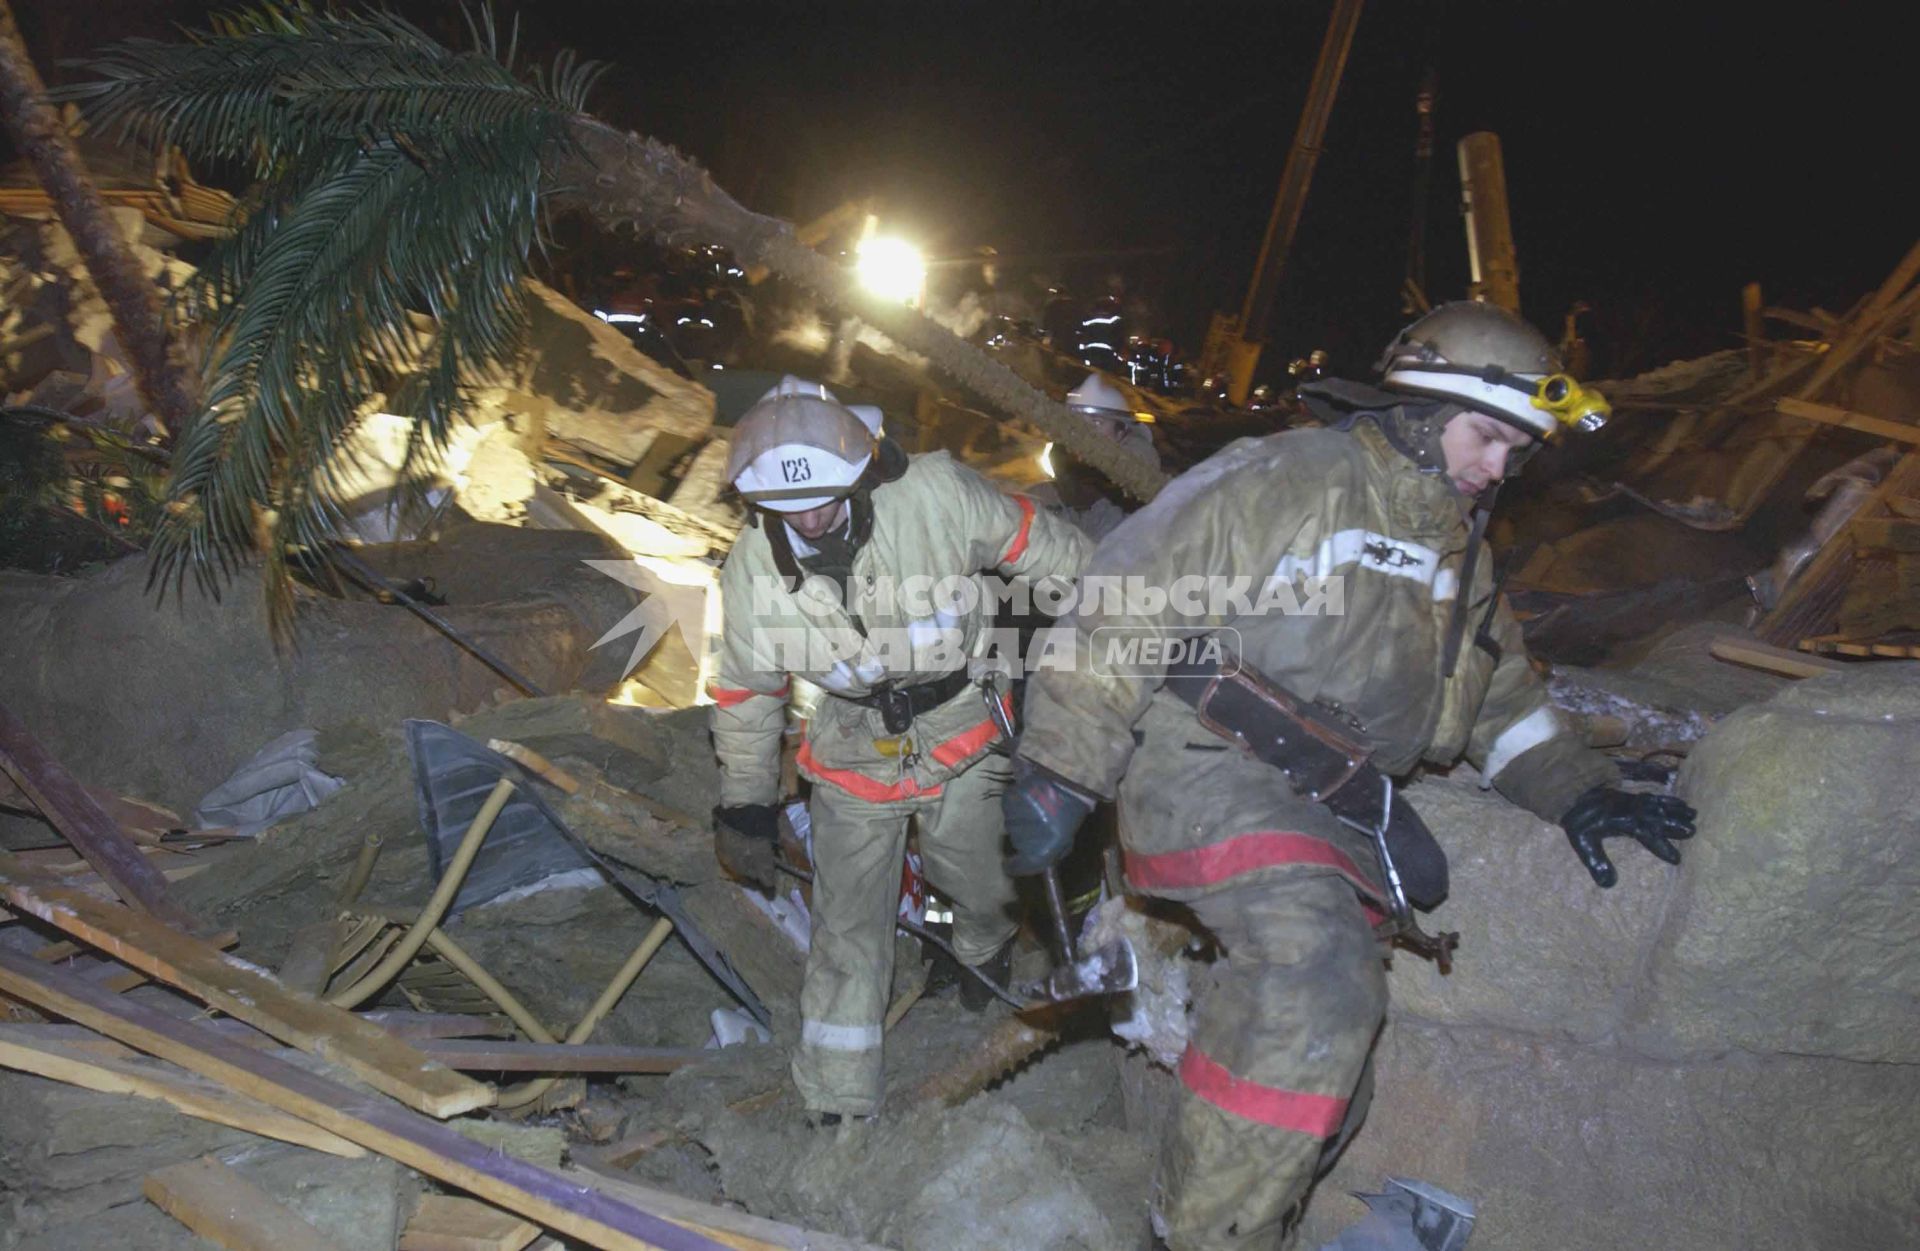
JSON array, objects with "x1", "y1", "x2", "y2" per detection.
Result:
[
  {"x1": 708, "y1": 377, "x2": 1091, "y2": 1121},
  {"x1": 1002, "y1": 304, "x2": 1696, "y2": 1249}
]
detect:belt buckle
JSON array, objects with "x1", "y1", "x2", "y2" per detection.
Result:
[{"x1": 877, "y1": 687, "x2": 914, "y2": 735}]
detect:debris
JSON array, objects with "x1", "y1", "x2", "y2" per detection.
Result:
[
  {"x1": 0, "y1": 699, "x2": 197, "y2": 927},
  {"x1": 1707, "y1": 636, "x2": 1846, "y2": 679},
  {"x1": 1315, "y1": 1177, "x2": 1476, "y2": 1251},
  {"x1": 192, "y1": 729, "x2": 347, "y2": 839},
  {"x1": 399, "y1": 1194, "x2": 541, "y2": 1251},
  {"x1": 407, "y1": 723, "x2": 590, "y2": 916},
  {"x1": 0, "y1": 1022, "x2": 363, "y2": 1158},
  {"x1": 144, "y1": 1154, "x2": 348, "y2": 1251},
  {"x1": 0, "y1": 947, "x2": 736, "y2": 1251},
  {"x1": 0, "y1": 854, "x2": 491, "y2": 1117},
  {"x1": 414, "y1": 1039, "x2": 705, "y2": 1074}
]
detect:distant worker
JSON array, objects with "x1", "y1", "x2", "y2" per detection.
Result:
[
  {"x1": 707, "y1": 377, "x2": 1091, "y2": 1124},
  {"x1": 1001, "y1": 303, "x2": 1696, "y2": 1248},
  {"x1": 1031, "y1": 372, "x2": 1162, "y2": 542}
]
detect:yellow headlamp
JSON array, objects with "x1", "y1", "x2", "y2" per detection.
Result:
[{"x1": 1531, "y1": 374, "x2": 1610, "y2": 434}]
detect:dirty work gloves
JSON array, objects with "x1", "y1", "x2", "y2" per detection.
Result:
[
  {"x1": 1001, "y1": 759, "x2": 1094, "y2": 876},
  {"x1": 712, "y1": 803, "x2": 780, "y2": 894},
  {"x1": 1558, "y1": 785, "x2": 1696, "y2": 889}
]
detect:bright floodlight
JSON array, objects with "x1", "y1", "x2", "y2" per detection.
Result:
[{"x1": 855, "y1": 236, "x2": 926, "y2": 305}]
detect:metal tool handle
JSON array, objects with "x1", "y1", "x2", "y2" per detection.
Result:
[{"x1": 1040, "y1": 866, "x2": 1077, "y2": 965}]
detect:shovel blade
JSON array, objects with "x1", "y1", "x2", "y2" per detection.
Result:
[{"x1": 1021, "y1": 937, "x2": 1140, "y2": 1004}]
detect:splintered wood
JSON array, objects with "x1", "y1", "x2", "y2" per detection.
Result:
[{"x1": 0, "y1": 853, "x2": 492, "y2": 1117}]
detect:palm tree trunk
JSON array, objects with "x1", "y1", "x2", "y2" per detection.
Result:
[
  {"x1": 0, "y1": 0, "x2": 199, "y2": 438},
  {"x1": 561, "y1": 118, "x2": 1169, "y2": 503}
]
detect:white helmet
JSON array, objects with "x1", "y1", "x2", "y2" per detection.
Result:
[
  {"x1": 1066, "y1": 373, "x2": 1137, "y2": 422},
  {"x1": 1377, "y1": 302, "x2": 1609, "y2": 439},
  {"x1": 726, "y1": 376, "x2": 875, "y2": 512}
]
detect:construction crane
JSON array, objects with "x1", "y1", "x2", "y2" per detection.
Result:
[{"x1": 1197, "y1": 0, "x2": 1366, "y2": 406}]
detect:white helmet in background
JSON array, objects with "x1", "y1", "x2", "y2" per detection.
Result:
[
  {"x1": 1066, "y1": 372, "x2": 1136, "y2": 422},
  {"x1": 725, "y1": 376, "x2": 876, "y2": 512},
  {"x1": 1377, "y1": 301, "x2": 1609, "y2": 439}
]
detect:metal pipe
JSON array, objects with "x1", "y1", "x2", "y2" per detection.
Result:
[
  {"x1": 327, "y1": 777, "x2": 514, "y2": 1008},
  {"x1": 329, "y1": 545, "x2": 547, "y2": 698}
]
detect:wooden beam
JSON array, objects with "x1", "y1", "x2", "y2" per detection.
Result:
[
  {"x1": 364, "y1": 1011, "x2": 516, "y2": 1040},
  {"x1": 1849, "y1": 516, "x2": 1920, "y2": 552},
  {"x1": 145, "y1": 1156, "x2": 348, "y2": 1251},
  {"x1": 0, "y1": 701, "x2": 195, "y2": 928},
  {"x1": 0, "y1": 854, "x2": 491, "y2": 1118},
  {"x1": 417, "y1": 1040, "x2": 705, "y2": 1074},
  {"x1": 1707, "y1": 635, "x2": 1846, "y2": 679},
  {"x1": 0, "y1": 946, "x2": 733, "y2": 1251},
  {"x1": 0, "y1": 1024, "x2": 364, "y2": 1157},
  {"x1": 1775, "y1": 396, "x2": 1920, "y2": 446},
  {"x1": 566, "y1": 1163, "x2": 890, "y2": 1251},
  {"x1": 1743, "y1": 282, "x2": 1766, "y2": 379},
  {"x1": 1759, "y1": 452, "x2": 1920, "y2": 646},
  {"x1": 400, "y1": 1195, "x2": 542, "y2": 1251}
]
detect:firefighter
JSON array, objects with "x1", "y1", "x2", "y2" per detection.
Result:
[
  {"x1": 708, "y1": 377, "x2": 1090, "y2": 1122},
  {"x1": 1031, "y1": 372, "x2": 1162, "y2": 542},
  {"x1": 1001, "y1": 303, "x2": 1695, "y2": 1248}
]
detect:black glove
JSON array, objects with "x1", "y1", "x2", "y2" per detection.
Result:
[
  {"x1": 712, "y1": 803, "x2": 780, "y2": 894},
  {"x1": 1001, "y1": 758, "x2": 1094, "y2": 876},
  {"x1": 1559, "y1": 785, "x2": 1696, "y2": 889}
]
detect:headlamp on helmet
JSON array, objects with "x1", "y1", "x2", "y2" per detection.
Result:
[{"x1": 1377, "y1": 302, "x2": 1608, "y2": 442}]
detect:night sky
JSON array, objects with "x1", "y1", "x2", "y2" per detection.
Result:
[{"x1": 13, "y1": 1, "x2": 1913, "y2": 382}]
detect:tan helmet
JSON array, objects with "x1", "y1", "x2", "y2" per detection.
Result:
[
  {"x1": 725, "y1": 376, "x2": 875, "y2": 512},
  {"x1": 1378, "y1": 301, "x2": 1608, "y2": 438}
]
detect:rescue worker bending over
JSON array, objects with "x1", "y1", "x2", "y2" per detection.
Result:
[
  {"x1": 1001, "y1": 304, "x2": 1696, "y2": 1248},
  {"x1": 708, "y1": 377, "x2": 1091, "y2": 1123}
]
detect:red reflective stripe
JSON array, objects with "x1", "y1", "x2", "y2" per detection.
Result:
[
  {"x1": 797, "y1": 739, "x2": 942, "y2": 803},
  {"x1": 998, "y1": 494, "x2": 1036, "y2": 566},
  {"x1": 930, "y1": 716, "x2": 998, "y2": 768},
  {"x1": 707, "y1": 678, "x2": 790, "y2": 709},
  {"x1": 1124, "y1": 831, "x2": 1381, "y2": 899},
  {"x1": 928, "y1": 693, "x2": 1010, "y2": 768},
  {"x1": 1178, "y1": 1046, "x2": 1348, "y2": 1137}
]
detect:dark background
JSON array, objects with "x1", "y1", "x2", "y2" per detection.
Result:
[{"x1": 9, "y1": 0, "x2": 1911, "y2": 382}]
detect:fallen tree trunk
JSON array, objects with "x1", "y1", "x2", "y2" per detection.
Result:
[{"x1": 559, "y1": 119, "x2": 1169, "y2": 504}]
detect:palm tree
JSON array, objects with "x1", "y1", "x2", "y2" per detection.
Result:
[{"x1": 68, "y1": 4, "x2": 1166, "y2": 618}]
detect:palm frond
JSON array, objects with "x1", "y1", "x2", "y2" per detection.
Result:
[{"x1": 64, "y1": 4, "x2": 601, "y2": 624}]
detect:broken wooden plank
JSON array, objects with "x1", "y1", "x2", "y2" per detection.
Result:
[
  {"x1": 418, "y1": 1040, "x2": 705, "y2": 1074},
  {"x1": 145, "y1": 1155, "x2": 348, "y2": 1251},
  {"x1": 400, "y1": 1194, "x2": 542, "y2": 1251},
  {"x1": 0, "y1": 1024, "x2": 364, "y2": 1157},
  {"x1": 1849, "y1": 516, "x2": 1920, "y2": 552},
  {"x1": 1708, "y1": 635, "x2": 1847, "y2": 679},
  {"x1": 0, "y1": 946, "x2": 731, "y2": 1251},
  {"x1": 1775, "y1": 396, "x2": 1920, "y2": 446},
  {"x1": 0, "y1": 701, "x2": 196, "y2": 927},
  {"x1": 0, "y1": 854, "x2": 492, "y2": 1118},
  {"x1": 1759, "y1": 451, "x2": 1920, "y2": 646},
  {"x1": 363, "y1": 1011, "x2": 515, "y2": 1040},
  {"x1": 566, "y1": 1163, "x2": 891, "y2": 1251}
]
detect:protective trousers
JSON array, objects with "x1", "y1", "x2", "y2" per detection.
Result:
[
  {"x1": 1155, "y1": 876, "x2": 1385, "y2": 1250},
  {"x1": 792, "y1": 754, "x2": 1018, "y2": 1115},
  {"x1": 1118, "y1": 731, "x2": 1389, "y2": 1251}
]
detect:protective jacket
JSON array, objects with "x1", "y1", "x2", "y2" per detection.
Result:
[
  {"x1": 712, "y1": 450, "x2": 1091, "y2": 808},
  {"x1": 1019, "y1": 407, "x2": 1613, "y2": 845}
]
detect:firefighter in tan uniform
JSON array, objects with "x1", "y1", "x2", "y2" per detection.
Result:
[
  {"x1": 708, "y1": 377, "x2": 1090, "y2": 1121},
  {"x1": 1002, "y1": 305, "x2": 1696, "y2": 1248}
]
